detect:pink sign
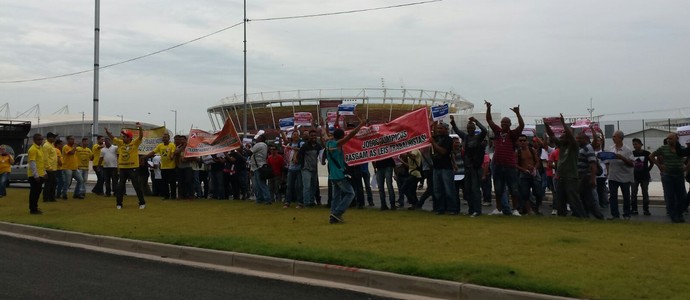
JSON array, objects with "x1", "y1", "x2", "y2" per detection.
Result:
[{"x1": 293, "y1": 112, "x2": 313, "y2": 126}]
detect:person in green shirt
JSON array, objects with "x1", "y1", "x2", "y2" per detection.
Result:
[{"x1": 649, "y1": 133, "x2": 690, "y2": 223}]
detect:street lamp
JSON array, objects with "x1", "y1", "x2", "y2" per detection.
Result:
[
  {"x1": 170, "y1": 110, "x2": 177, "y2": 135},
  {"x1": 79, "y1": 111, "x2": 85, "y2": 138},
  {"x1": 116, "y1": 114, "x2": 123, "y2": 127}
]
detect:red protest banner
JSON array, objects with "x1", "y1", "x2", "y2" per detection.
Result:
[
  {"x1": 343, "y1": 107, "x2": 431, "y2": 166},
  {"x1": 294, "y1": 112, "x2": 313, "y2": 126},
  {"x1": 184, "y1": 118, "x2": 242, "y2": 157}
]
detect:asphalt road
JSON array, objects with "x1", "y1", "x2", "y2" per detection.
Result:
[{"x1": 0, "y1": 235, "x2": 392, "y2": 300}]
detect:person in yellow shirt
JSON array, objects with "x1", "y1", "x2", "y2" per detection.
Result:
[
  {"x1": 27, "y1": 133, "x2": 46, "y2": 214},
  {"x1": 76, "y1": 137, "x2": 93, "y2": 196},
  {"x1": 54, "y1": 139, "x2": 66, "y2": 199},
  {"x1": 0, "y1": 145, "x2": 15, "y2": 198},
  {"x1": 42, "y1": 132, "x2": 59, "y2": 202},
  {"x1": 62, "y1": 135, "x2": 85, "y2": 199},
  {"x1": 146, "y1": 133, "x2": 177, "y2": 199},
  {"x1": 105, "y1": 124, "x2": 146, "y2": 209},
  {"x1": 91, "y1": 135, "x2": 105, "y2": 195}
]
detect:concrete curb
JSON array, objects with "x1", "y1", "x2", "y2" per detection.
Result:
[{"x1": 0, "y1": 222, "x2": 579, "y2": 300}]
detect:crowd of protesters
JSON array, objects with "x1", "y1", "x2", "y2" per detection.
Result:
[{"x1": 11, "y1": 104, "x2": 690, "y2": 224}]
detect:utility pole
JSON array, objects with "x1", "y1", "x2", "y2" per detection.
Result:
[
  {"x1": 93, "y1": 0, "x2": 100, "y2": 139},
  {"x1": 587, "y1": 97, "x2": 594, "y2": 120}
]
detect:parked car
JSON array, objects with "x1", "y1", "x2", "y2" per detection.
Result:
[{"x1": 8, "y1": 153, "x2": 28, "y2": 185}]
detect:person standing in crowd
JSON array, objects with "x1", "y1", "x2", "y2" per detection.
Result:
[
  {"x1": 360, "y1": 163, "x2": 375, "y2": 206},
  {"x1": 267, "y1": 144, "x2": 285, "y2": 203},
  {"x1": 451, "y1": 136, "x2": 465, "y2": 213},
  {"x1": 105, "y1": 125, "x2": 146, "y2": 209},
  {"x1": 298, "y1": 130, "x2": 322, "y2": 207},
  {"x1": 430, "y1": 121, "x2": 456, "y2": 215},
  {"x1": 516, "y1": 134, "x2": 541, "y2": 215},
  {"x1": 282, "y1": 131, "x2": 303, "y2": 208},
  {"x1": 42, "y1": 132, "x2": 59, "y2": 202},
  {"x1": 400, "y1": 149, "x2": 423, "y2": 210},
  {"x1": 576, "y1": 132, "x2": 604, "y2": 219},
  {"x1": 450, "y1": 115, "x2": 488, "y2": 217},
  {"x1": 62, "y1": 135, "x2": 85, "y2": 199},
  {"x1": 208, "y1": 154, "x2": 225, "y2": 199},
  {"x1": 606, "y1": 131, "x2": 635, "y2": 220},
  {"x1": 27, "y1": 133, "x2": 46, "y2": 214},
  {"x1": 547, "y1": 145, "x2": 560, "y2": 215},
  {"x1": 415, "y1": 146, "x2": 434, "y2": 209},
  {"x1": 173, "y1": 135, "x2": 194, "y2": 200},
  {"x1": 91, "y1": 135, "x2": 105, "y2": 195},
  {"x1": 592, "y1": 133, "x2": 609, "y2": 208},
  {"x1": 147, "y1": 133, "x2": 177, "y2": 200},
  {"x1": 374, "y1": 157, "x2": 396, "y2": 210},
  {"x1": 649, "y1": 133, "x2": 690, "y2": 223},
  {"x1": 150, "y1": 153, "x2": 163, "y2": 197},
  {"x1": 227, "y1": 150, "x2": 248, "y2": 200},
  {"x1": 544, "y1": 114, "x2": 587, "y2": 218},
  {"x1": 631, "y1": 138, "x2": 654, "y2": 216},
  {"x1": 249, "y1": 135, "x2": 271, "y2": 204},
  {"x1": 54, "y1": 139, "x2": 66, "y2": 200},
  {"x1": 0, "y1": 145, "x2": 14, "y2": 198},
  {"x1": 99, "y1": 137, "x2": 119, "y2": 197},
  {"x1": 325, "y1": 115, "x2": 364, "y2": 224},
  {"x1": 485, "y1": 100, "x2": 525, "y2": 216},
  {"x1": 76, "y1": 137, "x2": 93, "y2": 197}
]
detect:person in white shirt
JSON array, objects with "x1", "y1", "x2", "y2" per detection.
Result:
[{"x1": 99, "y1": 138, "x2": 119, "y2": 197}]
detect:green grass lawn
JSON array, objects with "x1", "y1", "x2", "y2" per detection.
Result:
[{"x1": 1, "y1": 188, "x2": 689, "y2": 300}]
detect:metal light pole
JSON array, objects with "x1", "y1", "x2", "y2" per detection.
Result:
[
  {"x1": 93, "y1": 0, "x2": 100, "y2": 138},
  {"x1": 242, "y1": 0, "x2": 248, "y2": 137},
  {"x1": 79, "y1": 111, "x2": 85, "y2": 138},
  {"x1": 116, "y1": 114, "x2": 123, "y2": 127},
  {"x1": 170, "y1": 109, "x2": 177, "y2": 135}
]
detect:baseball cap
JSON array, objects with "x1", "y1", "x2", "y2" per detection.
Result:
[
  {"x1": 120, "y1": 129, "x2": 133, "y2": 138},
  {"x1": 46, "y1": 132, "x2": 58, "y2": 138}
]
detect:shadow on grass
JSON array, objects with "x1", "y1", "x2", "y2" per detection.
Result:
[{"x1": 141, "y1": 234, "x2": 580, "y2": 298}]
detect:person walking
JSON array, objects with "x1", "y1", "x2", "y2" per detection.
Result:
[
  {"x1": 27, "y1": 133, "x2": 46, "y2": 214},
  {"x1": 105, "y1": 125, "x2": 146, "y2": 209}
]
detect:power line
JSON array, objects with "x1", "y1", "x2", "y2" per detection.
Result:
[
  {"x1": 251, "y1": 0, "x2": 443, "y2": 21},
  {"x1": 0, "y1": 22, "x2": 244, "y2": 84},
  {"x1": 1, "y1": 0, "x2": 443, "y2": 84}
]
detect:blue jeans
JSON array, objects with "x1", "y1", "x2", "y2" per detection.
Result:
[
  {"x1": 331, "y1": 179, "x2": 355, "y2": 217},
  {"x1": 375, "y1": 167, "x2": 395, "y2": 207},
  {"x1": 285, "y1": 169, "x2": 303, "y2": 204},
  {"x1": 252, "y1": 170, "x2": 270, "y2": 203},
  {"x1": 56, "y1": 170, "x2": 66, "y2": 197},
  {"x1": 492, "y1": 165, "x2": 519, "y2": 213},
  {"x1": 432, "y1": 168, "x2": 457, "y2": 213},
  {"x1": 78, "y1": 169, "x2": 88, "y2": 195},
  {"x1": 301, "y1": 169, "x2": 318, "y2": 205},
  {"x1": 0, "y1": 172, "x2": 8, "y2": 196},
  {"x1": 661, "y1": 174, "x2": 687, "y2": 221},
  {"x1": 608, "y1": 180, "x2": 631, "y2": 218},
  {"x1": 63, "y1": 169, "x2": 84, "y2": 197},
  {"x1": 519, "y1": 173, "x2": 543, "y2": 212}
]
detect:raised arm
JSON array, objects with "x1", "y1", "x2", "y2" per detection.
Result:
[
  {"x1": 104, "y1": 127, "x2": 114, "y2": 140},
  {"x1": 511, "y1": 105, "x2": 525, "y2": 132},
  {"x1": 484, "y1": 100, "x2": 497, "y2": 129},
  {"x1": 337, "y1": 115, "x2": 365, "y2": 147},
  {"x1": 449, "y1": 115, "x2": 466, "y2": 139}
]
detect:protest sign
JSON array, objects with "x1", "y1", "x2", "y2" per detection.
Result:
[
  {"x1": 342, "y1": 108, "x2": 431, "y2": 166},
  {"x1": 121, "y1": 126, "x2": 167, "y2": 154},
  {"x1": 184, "y1": 118, "x2": 242, "y2": 157},
  {"x1": 543, "y1": 117, "x2": 565, "y2": 138},
  {"x1": 677, "y1": 125, "x2": 690, "y2": 144},
  {"x1": 279, "y1": 117, "x2": 294, "y2": 131},
  {"x1": 337, "y1": 103, "x2": 357, "y2": 115},
  {"x1": 294, "y1": 112, "x2": 313, "y2": 126},
  {"x1": 431, "y1": 103, "x2": 449, "y2": 121},
  {"x1": 326, "y1": 111, "x2": 344, "y2": 132},
  {"x1": 571, "y1": 119, "x2": 591, "y2": 129}
]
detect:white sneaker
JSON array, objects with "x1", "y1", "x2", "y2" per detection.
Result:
[
  {"x1": 470, "y1": 212, "x2": 479, "y2": 218},
  {"x1": 512, "y1": 210, "x2": 522, "y2": 217},
  {"x1": 116, "y1": 205, "x2": 122, "y2": 210},
  {"x1": 139, "y1": 204, "x2": 146, "y2": 209},
  {"x1": 551, "y1": 209, "x2": 557, "y2": 215},
  {"x1": 489, "y1": 209, "x2": 501, "y2": 215}
]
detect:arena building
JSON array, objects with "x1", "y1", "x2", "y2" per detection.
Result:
[{"x1": 206, "y1": 88, "x2": 475, "y2": 134}]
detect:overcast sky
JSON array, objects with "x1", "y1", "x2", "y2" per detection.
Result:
[{"x1": 2, "y1": 0, "x2": 689, "y2": 134}]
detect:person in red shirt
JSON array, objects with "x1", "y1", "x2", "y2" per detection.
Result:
[
  {"x1": 267, "y1": 144, "x2": 286, "y2": 203},
  {"x1": 485, "y1": 100, "x2": 525, "y2": 216},
  {"x1": 547, "y1": 147, "x2": 560, "y2": 215}
]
